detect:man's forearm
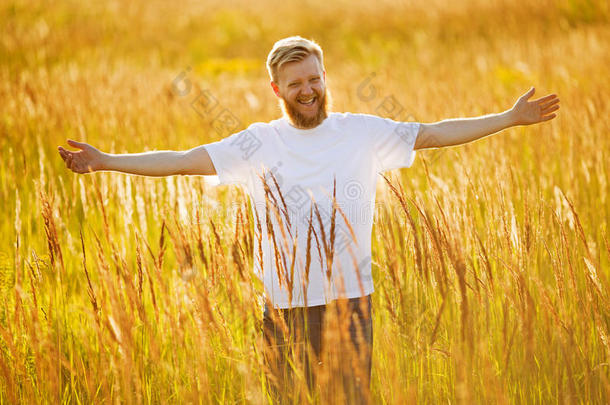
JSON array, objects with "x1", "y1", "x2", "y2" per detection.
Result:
[
  {"x1": 416, "y1": 110, "x2": 517, "y2": 149},
  {"x1": 101, "y1": 150, "x2": 186, "y2": 176}
]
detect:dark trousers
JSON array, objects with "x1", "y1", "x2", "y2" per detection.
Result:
[{"x1": 262, "y1": 294, "x2": 373, "y2": 404}]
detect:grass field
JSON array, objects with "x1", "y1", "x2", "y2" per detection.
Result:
[{"x1": 1, "y1": 0, "x2": 609, "y2": 403}]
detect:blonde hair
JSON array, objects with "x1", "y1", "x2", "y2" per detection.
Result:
[{"x1": 266, "y1": 36, "x2": 324, "y2": 84}]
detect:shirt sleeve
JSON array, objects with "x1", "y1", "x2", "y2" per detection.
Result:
[
  {"x1": 204, "y1": 126, "x2": 264, "y2": 186},
  {"x1": 362, "y1": 114, "x2": 421, "y2": 173}
]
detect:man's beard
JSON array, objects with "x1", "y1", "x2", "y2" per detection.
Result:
[{"x1": 279, "y1": 88, "x2": 331, "y2": 129}]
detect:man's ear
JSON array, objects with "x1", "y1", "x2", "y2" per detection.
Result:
[
  {"x1": 323, "y1": 70, "x2": 326, "y2": 81},
  {"x1": 270, "y1": 81, "x2": 280, "y2": 97}
]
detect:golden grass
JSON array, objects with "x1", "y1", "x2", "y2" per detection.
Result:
[{"x1": 0, "y1": 0, "x2": 609, "y2": 403}]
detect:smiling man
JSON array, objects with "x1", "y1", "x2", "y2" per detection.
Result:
[
  {"x1": 58, "y1": 36, "x2": 559, "y2": 404},
  {"x1": 269, "y1": 48, "x2": 329, "y2": 129}
]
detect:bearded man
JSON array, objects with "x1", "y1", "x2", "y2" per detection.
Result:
[{"x1": 58, "y1": 36, "x2": 560, "y2": 404}]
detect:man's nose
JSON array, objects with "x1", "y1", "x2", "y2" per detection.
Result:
[{"x1": 300, "y1": 83, "x2": 314, "y2": 95}]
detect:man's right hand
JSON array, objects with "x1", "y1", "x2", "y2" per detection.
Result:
[{"x1": 58, "y1": 140, "x2": 105, "y2": 174}]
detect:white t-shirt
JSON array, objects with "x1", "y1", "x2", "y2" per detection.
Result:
[{"x1": 205, "y1": 112, "x2": 420, "y2": 309}]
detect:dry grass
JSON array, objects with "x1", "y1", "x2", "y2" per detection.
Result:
[{"x1": 0, "y1": 0, "x2": 609, "y2": 403}]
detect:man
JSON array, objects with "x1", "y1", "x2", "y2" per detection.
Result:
[{"x1": 58, "y1": 36, "x2": 559, "y2": 403}]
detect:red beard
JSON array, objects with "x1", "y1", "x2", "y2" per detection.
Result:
[{"x1": 279, "y1": 88, "x2": 330, "y2": 129}]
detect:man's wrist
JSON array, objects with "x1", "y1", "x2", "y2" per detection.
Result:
[
  {"x1": 98, "y1": 152, "x2": 112, "y2": 171},
  {"x1": 503, "y1": 108, "x2": 519, "y2": 127}
]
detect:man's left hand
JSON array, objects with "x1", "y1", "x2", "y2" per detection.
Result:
[{"x1": 510, "y1": 87, "x2": 560, "y2": 125}]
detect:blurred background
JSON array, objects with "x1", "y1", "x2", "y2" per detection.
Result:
[{"x1": 0, "y1": 0, "x2": 608, "y2": 403}]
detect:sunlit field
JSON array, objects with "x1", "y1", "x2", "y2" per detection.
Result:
[{"x1": 1, "y1": 0, "x2": 609, "y2": 403}]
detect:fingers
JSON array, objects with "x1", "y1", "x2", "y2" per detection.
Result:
[
  {"x1": 67, "y1": 139, "x2": 86, "y2": 150},
  {"x1": 59, "y1": 147, "x2": 75, "y2": 171},
  {"x1": 534, "y1": 93, "x2": 558, "y2": 104},
  {"x1": 58, "y1": 147, "x2": 73, "y2": 165},
  {"x1": 540, "y1": 97, "x2": 560, "y2": 110},
  {"x1": 541, "y1": 113, "x2": 557, "y2": 121},
  {"x1": 521, "y1": 86, "x2": 535, "y2": 100},
  {"x1": 58, "y1": 146, "x2": 68, "y2": 160},
  {"x1": 59, "y1": 145, "x2": 92, "y2": 173},
  {"x1": 542, "y1": 104, "x2": 560, "y2": 114},
  {"x1": 58, "y1": 147, "x2": 71, "y2": 163}
]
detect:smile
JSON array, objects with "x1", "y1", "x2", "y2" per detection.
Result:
[{"x1": 297, "y1": 96, "x2": 316, "y2": 106}]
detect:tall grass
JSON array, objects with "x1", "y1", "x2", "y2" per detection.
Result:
[{"x1": 0, "y1": 0, "x2": 609, "y2": 403}]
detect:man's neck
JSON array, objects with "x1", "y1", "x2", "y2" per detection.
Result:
[{"x1": 285, "y1": 114, "x2": 329, "y2": 130}]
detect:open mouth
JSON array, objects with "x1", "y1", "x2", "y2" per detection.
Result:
[{"x1": 297, "y1": 96, "x2": 316, "y2": 106}]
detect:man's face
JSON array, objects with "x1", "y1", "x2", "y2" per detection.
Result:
[{"x1": 271, "y1": 54, "x2": 328, "y2": 129}]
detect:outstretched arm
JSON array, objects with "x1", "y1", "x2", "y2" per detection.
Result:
[
  {"x1": 414, "y1": 87, "x2": 560, "y2": 150},
  {"x1": 58, "y1": 140, "x2": 217, "y2": 176}
]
